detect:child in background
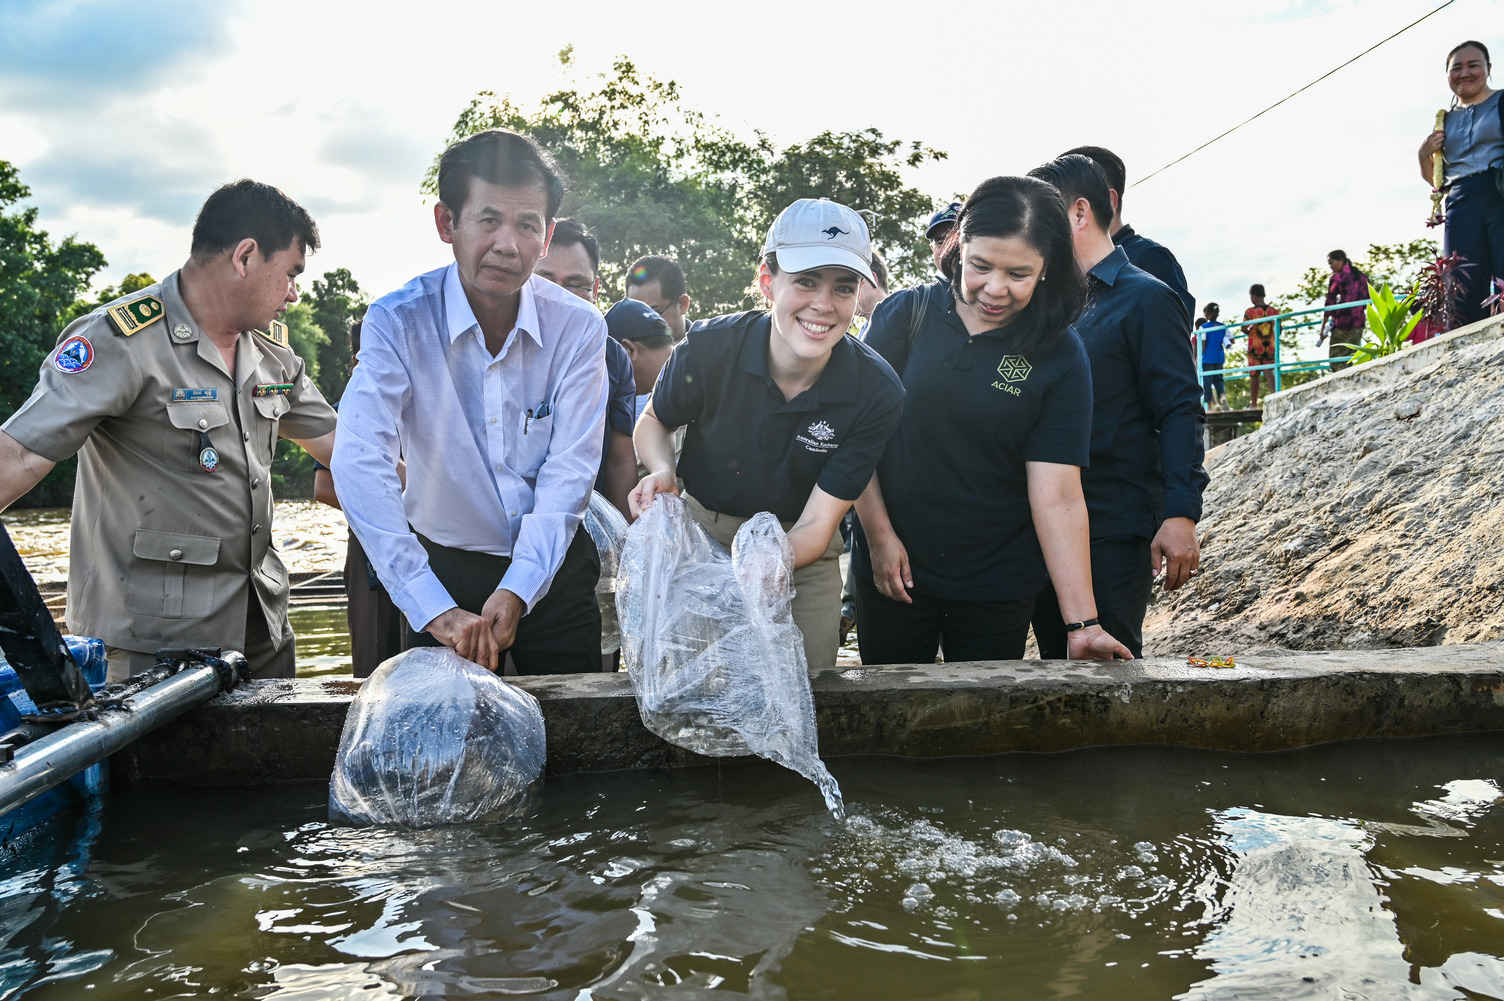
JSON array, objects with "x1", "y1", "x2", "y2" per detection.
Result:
[{"x1": 1195, "y1": 303, "x2": 1232, "y2": 410}]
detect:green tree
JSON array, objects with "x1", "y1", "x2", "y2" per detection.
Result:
[
  {"x1": 1287, "y1": 239, "x2": 1439, "y2": 306},
  {"x1": 424, "y1": 55, "x2": 947, "y2": 314},
  {"x1": 280, "y1": 301, "x2": 326, "y2": 392},
  {"x1": 0, "y1": 161, "x2": 107, "y2": 419},
  {"x1": 60, "y1": 271, "x2": 156, "y2": 326},
  {"x1": 304, "y1": 268, "x2": 368, "y2": 401}
]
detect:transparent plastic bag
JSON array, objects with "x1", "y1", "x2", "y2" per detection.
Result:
[
  {"x1": 583, "y1": 491, "x2": 631, "y2": 654},
  {"x1": 329, "y1": 647, "x2": 546, "y2": 828},
  {"x1": 616, "y1": 494, "x2": 843, "y2": 817}
]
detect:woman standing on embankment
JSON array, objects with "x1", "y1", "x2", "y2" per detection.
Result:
[{"x1": 1419, "y1": 40, "x2": 1504, "y2": 327}]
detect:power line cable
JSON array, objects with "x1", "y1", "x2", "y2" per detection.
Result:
[{"x1": 1131, "y1": 0, "x2": 1458, "y2": 187}]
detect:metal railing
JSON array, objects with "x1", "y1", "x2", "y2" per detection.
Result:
[{"x1": 1193, "y1": 298, "x2": 1374, "y2": 396}]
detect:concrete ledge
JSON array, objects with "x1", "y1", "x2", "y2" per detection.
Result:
[
  {"x1": 112, "y1": 643, "x2": 1504, "y2": 786},
  {"x1": 1262, "y1": 313, "x2": 1504, "y2": 421}
]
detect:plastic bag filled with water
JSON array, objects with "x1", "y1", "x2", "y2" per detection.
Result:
[
  {"x1": 329, "y1": 647, "x2": 546, "y2": 827},
  {"x1": 616, "y1": 493, "x2": 843, "y2": 816},
  {"x1": 583, "y1": 491, "x2": 631, "y2": 654}
]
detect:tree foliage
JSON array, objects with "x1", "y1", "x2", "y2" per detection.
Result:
[
  {"x1": 423, "y1": 54, "x2": 948, "y2": 314},
  {"x1": 304, "y1": 267, "x2": 368, "y2": 402},
  {"x1": 1286, "y1": 239, "x2": 1439, "y2": 307},
  {"x1": 0, "y1": 160, "x2": 107, "y2": 419},
  {"x1": 60, "y1": 271, "x2": 157, "y2": 327}
]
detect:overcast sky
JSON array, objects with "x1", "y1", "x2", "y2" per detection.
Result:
[{"x1": 2, "y1": 0, "x2": 1497, "y2": 321}]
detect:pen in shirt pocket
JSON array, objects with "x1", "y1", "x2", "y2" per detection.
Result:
[{"x1": 524, "y1": 400, "x2": 552, "y2": 434}]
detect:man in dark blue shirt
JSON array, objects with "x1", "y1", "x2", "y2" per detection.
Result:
[
  {"x1": 1028, "y1": 155, "x2": 1208, "y2": 658},
  {"x1": 534, "y1": 218, "x2": 638, "y2": 517},
  {"x1": 1063, "y1": 146, "x2": 1195, "y2": 326}
]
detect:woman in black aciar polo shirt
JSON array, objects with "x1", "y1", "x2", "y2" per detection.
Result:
[
  {"x1": 852, "y1": 176, "x2": 1132, "y2": 663},
  {"x1": 630, "y1": 198, "x2": 904, "y2": 670}
]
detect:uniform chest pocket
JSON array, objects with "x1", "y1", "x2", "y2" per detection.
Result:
[
  {"x1": 126, "y1": 529, "x2": 219, "y2": 619},
  {"x1": 253, "y1": 394, "x2": 291, "y2": 461},
  {"x1": 165, "y1": 402, "x2": 231, "y2": 472}
]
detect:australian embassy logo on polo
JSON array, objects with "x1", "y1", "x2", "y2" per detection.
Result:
[
  {"x1": 992, "y1": 355, "x2": 1032, "y2": 396},
  {"x1": 796, "y1": 419, "x2": 840, "y2": 453}
]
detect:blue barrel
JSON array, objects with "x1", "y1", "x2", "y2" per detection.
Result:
[{"x1": 1, "y1": 637, "x2": 109, "y2": 830}]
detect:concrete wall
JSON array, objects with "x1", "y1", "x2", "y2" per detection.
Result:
[
  {"x1": 1263, "y1": 312, "x2": 1504, "y2": 421},
  {"x1": 114, "y1": 643, "x2": 1504, "y2": 786}
]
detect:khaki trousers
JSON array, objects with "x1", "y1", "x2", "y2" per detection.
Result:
[
  {"x1": 105, "y1": 597, "x2": 294, "y2": 683},
  {"x1": 682, "y1": 492, "x2": 843, "y2": 671}
]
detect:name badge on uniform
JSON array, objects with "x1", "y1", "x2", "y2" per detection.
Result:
[
  {"x1": 172, "y1": 388, "x2": 218, "y2": 402},
  {"x1": 253, "y1": 383, "x2": 293, "y2": 398}
]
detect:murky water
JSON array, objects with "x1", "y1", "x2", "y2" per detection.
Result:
[{"x1": 3, "y1": 736, "x2": 1502, "y2": 999}]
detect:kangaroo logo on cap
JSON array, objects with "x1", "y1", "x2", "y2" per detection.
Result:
[{"x1": 821, "y1": 226, "x2": 848, "y2": 239}]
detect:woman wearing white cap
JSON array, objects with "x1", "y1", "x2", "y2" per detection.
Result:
[{"x1": 630, "y1": 198, "x2": 905, "y2": 670}]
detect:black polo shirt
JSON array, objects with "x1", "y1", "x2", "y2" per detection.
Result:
[
  {"x1": 850, "y1": 282, "x2": 1094, "y2": 601},
  {"x1": 1113, "y1": 225, "x2": 1195, "y2": 326},
  {"x1": 1076, "y1": 247, "x2": 1208, "y2": 540},
  {"x1": 651, "y1": 310, "x2": 904, "y2": 522}
]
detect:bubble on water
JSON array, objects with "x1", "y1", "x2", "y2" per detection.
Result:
[
  {"x1": 902, "y1": 882, "x2": 934, "y2": 912},
  {"x1": 1119, "y1": 865, "x2": 1145, "y2": 880},
  {"x1": 1133, "y1": 842, "x2": 1158, "y2": 863},
  {"x1": 995, "y1": 888, "x2": 1022, "y2": 910},
  {"x1": 1034, "y1": 891, "x2": 1092, "y2": 912}
]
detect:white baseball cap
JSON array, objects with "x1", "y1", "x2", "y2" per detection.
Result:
[{"x1": 762, "y1": 198, "x2": 876, "y2": 286}]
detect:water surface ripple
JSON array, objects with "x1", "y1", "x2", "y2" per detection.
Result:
[{"x1": 2, "y1": 736, "x2": 1502, "y2": 999}]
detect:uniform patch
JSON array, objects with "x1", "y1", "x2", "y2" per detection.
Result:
[
  {"x1": 54, "y1": 335, "x2": 95, "y2": 374},
  {"x1": 199, "y1": 445, "x2": 220, "y2": 473},
  {"x1": 253, "y1": 383, "x2": 293, "y2": 398},
  {"x1": 172, "y1": 388, "x2": 218, "y2": 402},
  {"x1": 105, "y1": 295, "x2": 165, "y2": 337},
  {"x1": 258, "y1": 319, "x2": 290, "y2": 348},
  {"x1": 172, "y1": 323, "x2": 194, "y2": 341}
]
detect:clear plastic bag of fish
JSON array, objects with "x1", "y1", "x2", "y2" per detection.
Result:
[
  {"x1": 616, "y1": 493, "x2": 843, "y2": 816},
  {"x1": 328, "y1": 646, "x2": 546, "y2": 827},
  {"x1": 583, "y1": 491, "x2": 631, "y2": 655}
]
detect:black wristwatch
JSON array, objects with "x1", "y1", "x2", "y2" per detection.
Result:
[{"x1": 1063, "y1": 617, "x2": 1100, "y2": 633}]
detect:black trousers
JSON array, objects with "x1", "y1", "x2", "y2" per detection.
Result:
[
  {"x1": 404, "y1": 528, "x2": 602, "y2": 675},
  {"x1": 1445, "y1": 173, "x2": 1504, "y2": 328},
  {"x1": 1032, "y1": 535, "x2": 1152, "y2": 659},
  {"x1": 346, "y1": 531, "x2": 403, "y2": 679},
  {"x1": 853, "y1": 574, "x2": 1035, "y2": 664}
]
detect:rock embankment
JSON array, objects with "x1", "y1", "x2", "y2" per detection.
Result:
[{"x1": 1145, "y1": 319, "x2": 1504, "y2": 655}]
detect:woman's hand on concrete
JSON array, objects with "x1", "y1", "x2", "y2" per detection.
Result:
[{"x1": 1067, "y1": 624, "x2": 1133, "y2": 661}]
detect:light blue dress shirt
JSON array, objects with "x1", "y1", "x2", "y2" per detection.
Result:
[{"x1": 333, "y1": 264, "x2": 608, "y2": 631}]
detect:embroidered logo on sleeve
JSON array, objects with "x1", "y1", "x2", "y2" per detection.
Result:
[
  {"x1": 54, "y1": 335, "x2": 94, "y2": 374},
  {"x1": 796, "y1": 419, "x2": 840, "y2": 453}
]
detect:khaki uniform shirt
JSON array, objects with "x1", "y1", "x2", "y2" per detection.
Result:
[{"x1": 2, "y1": 271, "x2": 337, "y2": 654}]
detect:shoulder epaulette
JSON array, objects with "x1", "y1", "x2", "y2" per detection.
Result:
[
  {"x1": 258, "y1": 319, "x2": 289, "y2": 348},
  {"x1": 105, "y1": 295, "x2": 165, "y2": 337}
]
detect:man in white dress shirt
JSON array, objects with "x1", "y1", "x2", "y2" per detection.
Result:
[{"x1": 332, "y1": 129, "x2": 608, "y2": 673}]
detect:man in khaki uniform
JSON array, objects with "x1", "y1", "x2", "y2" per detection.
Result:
[{"x1": 0, "y1": 180, "x2": 337, "y2": 681}]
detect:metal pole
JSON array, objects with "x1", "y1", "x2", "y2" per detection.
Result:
[
  {"x1": 1274, "y1": 316, "x2": 1283, "y2": 393},
  {"x1": 0, "y1": 664, "x2": 227, "y2": 817}
]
